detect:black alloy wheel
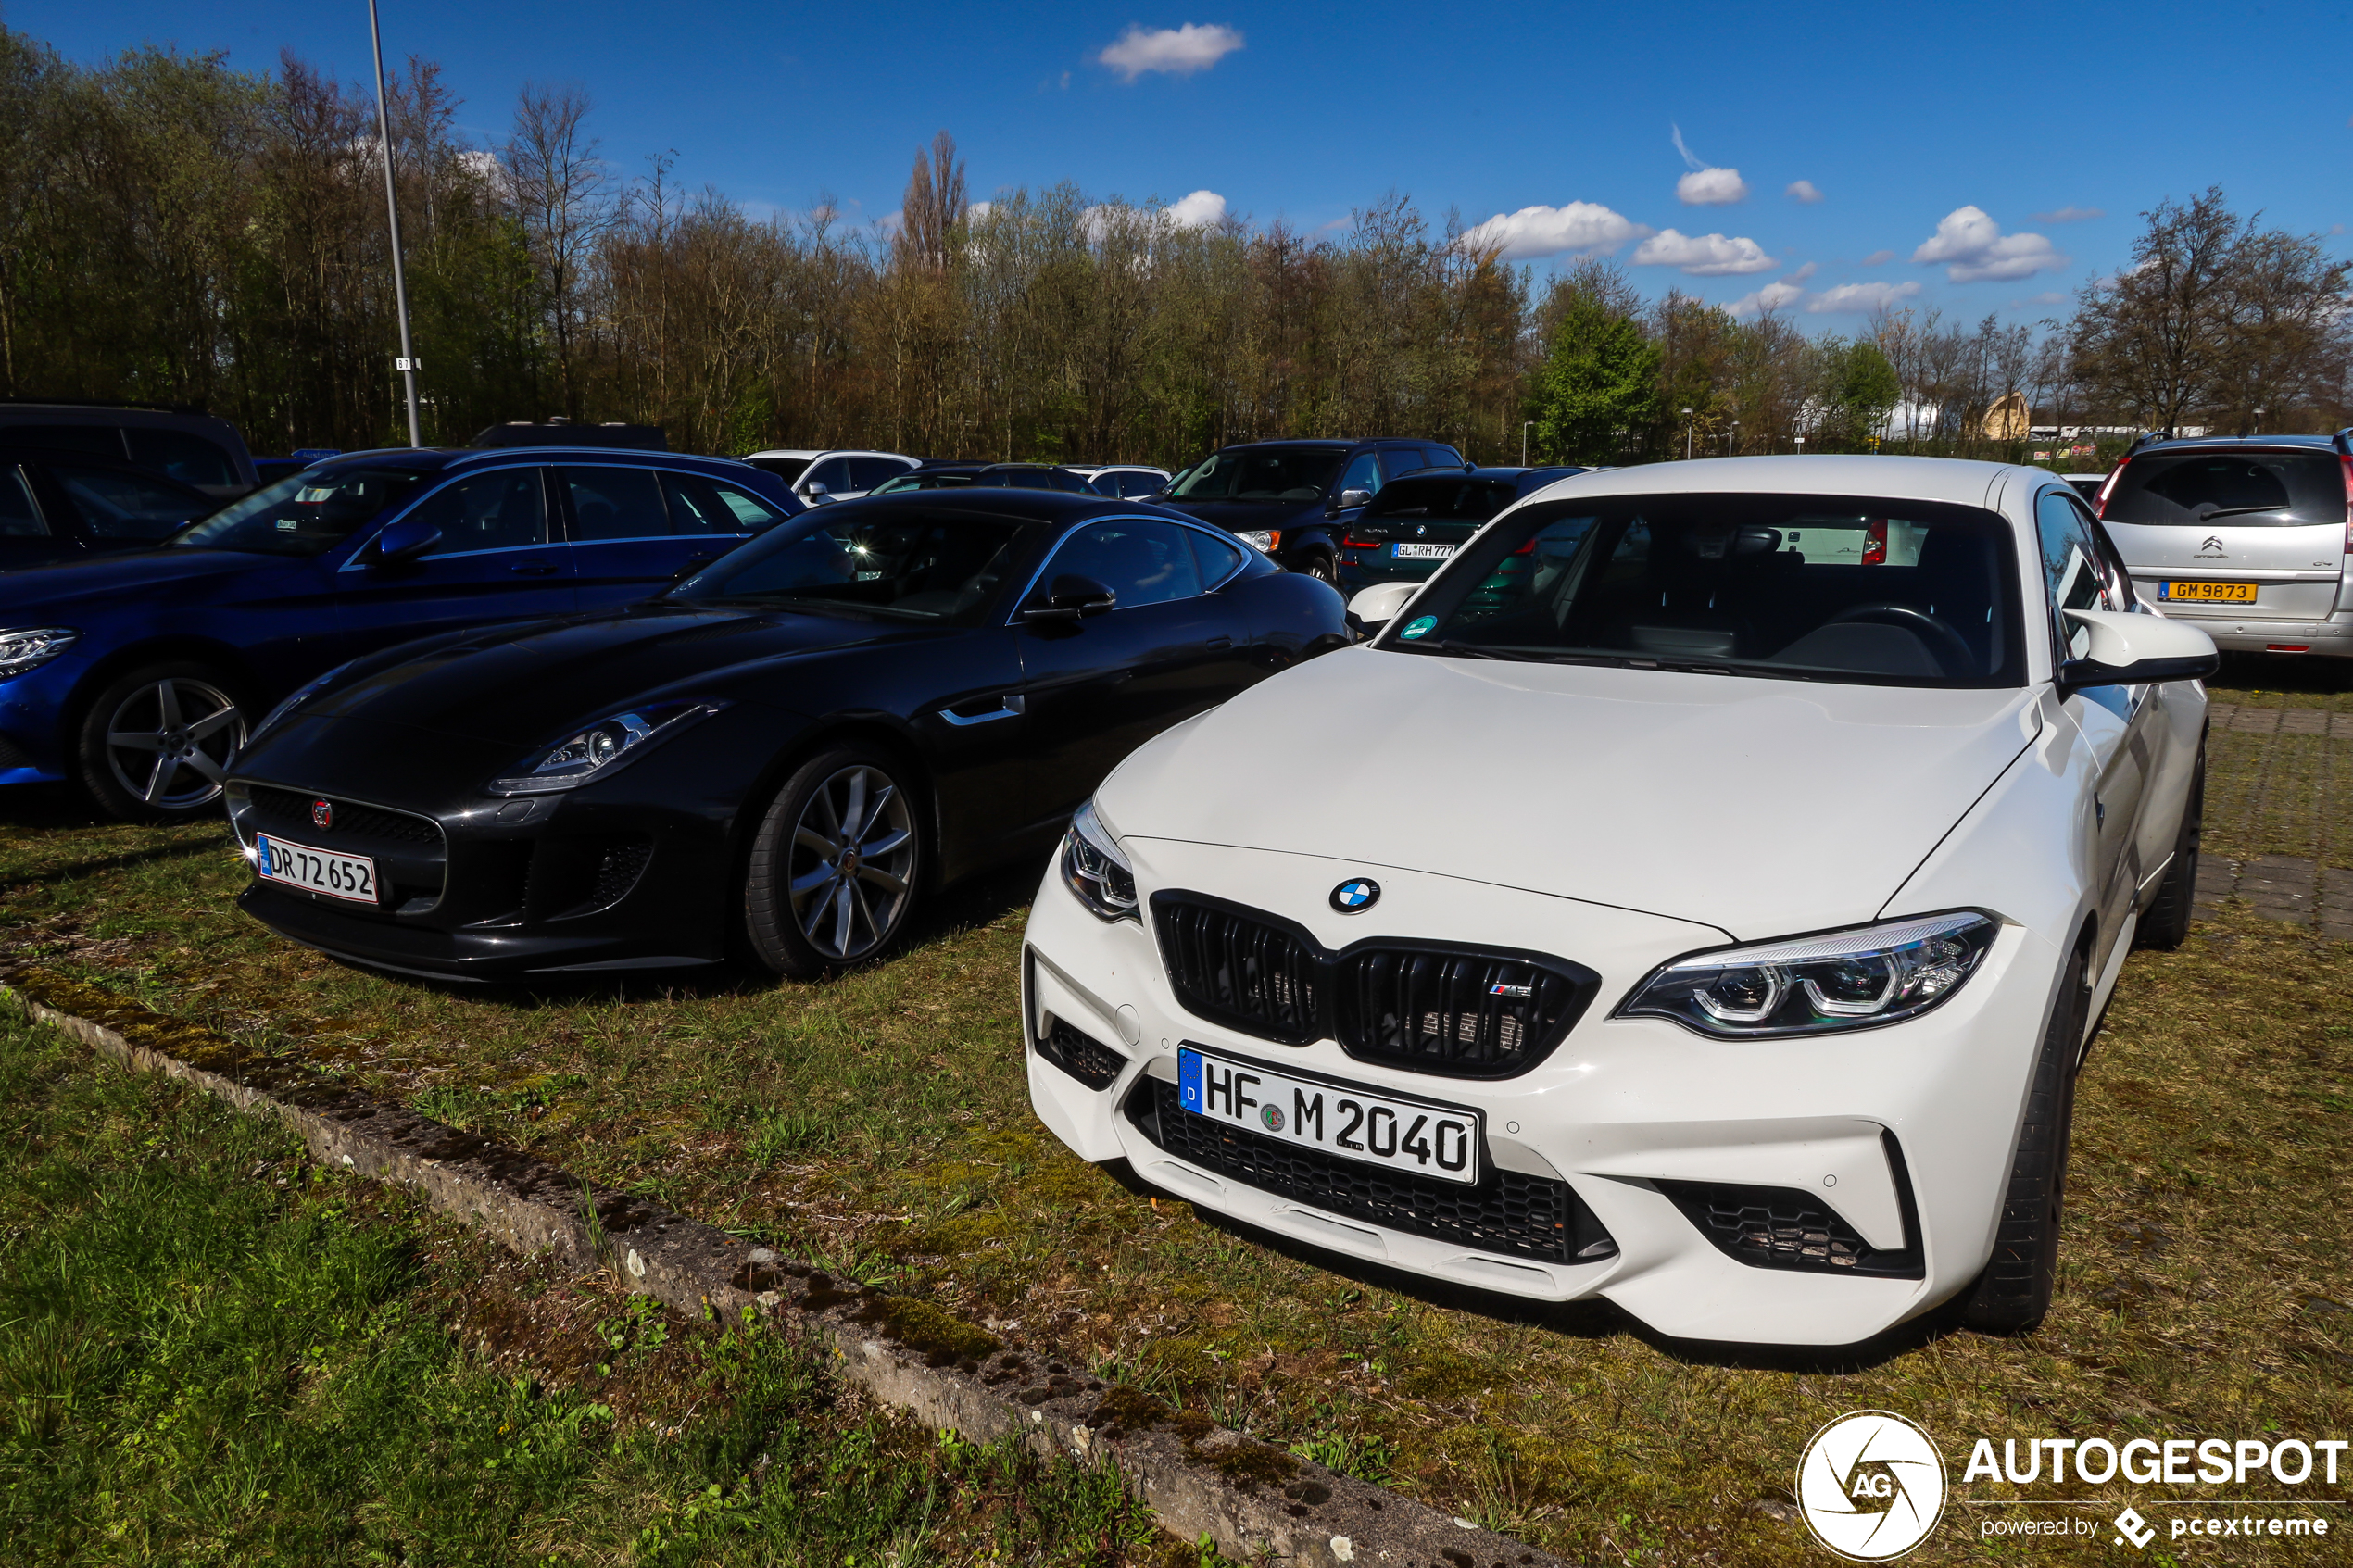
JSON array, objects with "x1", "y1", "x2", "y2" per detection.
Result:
[
  {"x1": 75, "y1": 662, "x2": 249, "y2": 823},
  {"x1": 1300, "y1": 551, "x2": 1339, "y2": 586},
  {"x1": 2133, "y1": 740, "x2": 2205, "y2": 951},
  {"x1": 741, "y1": 744, "x2": 923, "y2": 978},
  {"x1": 1957, "y1": 946, "x2": 2089, "y2": 1334}
]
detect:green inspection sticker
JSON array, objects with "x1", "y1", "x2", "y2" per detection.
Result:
[{"x1": 1400, "y1": 615, "x2": 1438, "y2": 639}]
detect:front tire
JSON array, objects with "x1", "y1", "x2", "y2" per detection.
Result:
[
  {"x1": 1299, "y1": 551, "x2": 1339, "y2": 586},
  {"x1": 2134, "y1": 741, "x2": 2205, "y2": 951},
  {"x1": 1957, "y1": 948, "x2": 2088, "y2": 1334},
  {"x1": 740, "y1": 744, "x2": 924, "y2": 979},
  {"x1": 75, "y1": 662, "x2": 249, "y2": 823}
]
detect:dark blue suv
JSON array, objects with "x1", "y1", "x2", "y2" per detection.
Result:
[
  {"x1": 1157, "y1": 437, "x2": 1464, "y2": 584},
  {"x1": 0, "y1": 446, "x2": 801, "y2": 822}
]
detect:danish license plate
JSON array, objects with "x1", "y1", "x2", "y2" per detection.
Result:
[
  {"x1": 1176, "y1": 1046, "x2": 1481, "y2": 1185},
  {"x1": 1392, "y1": 543, "x2": 1455, "y2": 560},
  {"x1": 254, "y1": 834, "x2": 378, "y2": 904},
  {"x1": 2158, "y1": 580, "x2": 2258, "y2": 603}
]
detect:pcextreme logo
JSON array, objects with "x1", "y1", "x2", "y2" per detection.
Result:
[{"x1": 1797, "y1": 1411, "x2": 1948, "y2": 1561}]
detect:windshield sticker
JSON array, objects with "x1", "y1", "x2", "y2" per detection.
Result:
[{"x1": 1400, "y1": 615, "x2": 1437, "y2": 639}]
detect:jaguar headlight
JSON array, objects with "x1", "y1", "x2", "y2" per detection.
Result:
[
  {"x1": 1618, "y1": 911, "x2": 1997, "y2": 1037},
  {"x1": 0, "y1": 627, "x2": 77, "y2": 679},
  {"x1": 1060, "y1": 797, "x2": 1138, "y2": 922},
  {"x1": 487, "y1": 699, "x2": 726, "y2": 796}
]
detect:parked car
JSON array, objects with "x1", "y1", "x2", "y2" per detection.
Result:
[
  {"x1": 740, "y1": 448, "x2": 920, "y2": 505},
  {"x1": 1338, "y1": 465, "x2": 1587, "y2": 594},
  {"x1": 1026, "y1": 455, "x2": 2215, "y2": 1347},
  {"x1": 1158, "y1": 438, "x2": 1465, "y2": 584},
  {"x1": 869, "y1": 464, "x2": 987, "y2": 495},
  {"x1": 472, "y1": 421, "x2": 666, "y2": 451},
  {"x1": 1073, "y1": 466, "x2": 1174, "y2": 499},
  {"x1": 0, "y1": 445, "x2": 218, "y2": 569},
  {"x1": 0, "y1": 446, "x2": 801, "y2": 822},
  {"x1": 253, "y1": 448, "x2": 346, "y2": 487},
  {"x1": 969, "y1": 464, "x2": 1092, "y2": 493},
  {"x1": 2094, "y1": 431, "x2": 2353, "y2": 657},
  {"x1": 2061, "y1": 473, "x2": 2107, "y2": 505},
  {"x1": 0, "y1": 400, "x2": 257, "y2": 498},
  {"x1": 222, "y1": 491, "x2": 1348, "y2": 982}
]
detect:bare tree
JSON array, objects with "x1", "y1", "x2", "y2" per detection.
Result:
[
  {"x1": 895, "y1": 130, "x2": 966, "y2": 272},
  {"x1": 506, "y1": 82, "x2": 607, "y2": 415}
]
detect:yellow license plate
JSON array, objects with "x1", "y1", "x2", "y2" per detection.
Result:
[{"x1": 2160, "y1": 581, "x2": 2258, "y2": 603}]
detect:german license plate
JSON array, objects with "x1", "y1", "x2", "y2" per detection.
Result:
[
  {"x1": 1393, "y1": 543, "x2": 1455, "y2": 560},
  {"x1": 254, "y1": 833, "x2": 378, "y2": 904},
  {"x1": 2158, "y1": 580, "x2": 2257, "y2": 603},
  {"x1": 1176, "y1": 1045, "x2": 1481, "y2": 1185}
]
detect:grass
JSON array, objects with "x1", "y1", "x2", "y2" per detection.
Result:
[
  {"x1": 1, "y1": 649, "x2": 2348, "y2": 1563},
  {"x1": 0, "y1": 1005, "x2": 1208, "y2": 1566}
]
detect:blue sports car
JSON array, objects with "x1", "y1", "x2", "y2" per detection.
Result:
[{"x1": 0, "y1": 445, "x2": 801, "y2": 822}]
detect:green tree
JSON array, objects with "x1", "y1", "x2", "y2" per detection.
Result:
[{"x1": 1529, "y1": 284, "x2": 1658, "y2": 464}]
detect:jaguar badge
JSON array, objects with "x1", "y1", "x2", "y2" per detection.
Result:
[{"x1": 311, "y1": 799, "x2": 333, "y2": 830}]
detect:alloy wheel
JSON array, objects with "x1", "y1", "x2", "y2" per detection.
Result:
[
  {"x1": 785, "y1": 763, "x2": 915, "y2": 960},
  {"x1": 103, "y1": 676, "x2": 245, "y2": 811}
]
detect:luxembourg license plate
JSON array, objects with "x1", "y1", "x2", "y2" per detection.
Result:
[
  {"x1": 1176, "y1": 1045, "x2": 1482, "y2": 1185},
  {"x1": 2158, "y1": 580, "x2": 2257, "y2": 603},
  {"x1": 1392, "y1": 543, "x2": 1455, "y2": 560},
  {"x1": 254, "y1": 833, "x2": 378, "y2": 904}
]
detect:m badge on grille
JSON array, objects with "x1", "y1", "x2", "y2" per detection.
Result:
[
  {"x1": 311, "y1": 798, "x2": 333, "y2": 829},
  {"x1": 1330, "y1": 878, "x2": 1379, "y2": 912}
]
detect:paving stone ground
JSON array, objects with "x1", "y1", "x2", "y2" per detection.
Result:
[{"x1": 2196, "y1": 688, "x2": 2353, "y2": 939}]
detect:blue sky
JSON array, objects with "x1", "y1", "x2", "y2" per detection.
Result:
[{"x1": 11, "y1": 0, "x2": 2351, "y2": 328}]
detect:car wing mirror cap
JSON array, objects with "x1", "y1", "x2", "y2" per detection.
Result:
[
  {"x1": 2057, "y1": 608, "x2": 2221, "y2": 693},
  {"x1": 1334, "y1": 488, "x2": 1373, "y2": 511},
  {"x1": 1346, "y1": 581, "x2": 1420, "y2": 640},
  {"x1": 366, "y1": 517, "x2": 442, "y2": 565},
  {"x1": 1025, "y1": 573, "x2": 1117, "y2": 622}
]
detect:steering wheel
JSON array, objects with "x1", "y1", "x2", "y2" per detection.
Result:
[{"x1": 1822, "y1": 603, "x2": 1976, "y2": 674}]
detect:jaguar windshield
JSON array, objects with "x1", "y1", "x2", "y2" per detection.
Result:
[
  {"x1": 1167, "y1": 447, "x2": 1344, "y2": 503},
  {"x1": 1384, "y1": 493, "x2": 2024, "y2": 687},
  {"x1": 172, "y1": 466, "x2": 430, "y2": 557},
  {"x1": 672, "y1": 509, "x2": 1021, "y2": 623}
]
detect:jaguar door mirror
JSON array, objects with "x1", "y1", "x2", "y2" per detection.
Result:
[
  {"x1": 2057, "y1": 608, "x2": 2221, "y2": 695},
  {"x1": 1025, "y1": 574, "x2": 1118, "y2": 623},
  {"x1": 365, "y1": 516, "x2": 443, "y2": 566}
]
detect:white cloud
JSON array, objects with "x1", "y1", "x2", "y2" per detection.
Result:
[
  {"x1": 1785, "y1": 180, "x2": 1823, "y2": 205},
  {"x1": 1670, "y1": 123, "x2": 1747, "y2": 205},
  {"x1": 1458, "y1": 201, "x2": 1646, "y2": 260},
  {"x1": 2012, "y1": 290, "x2": 2069, "y2": 307},
  {"x1": 1861, "y1": 248, "x2": 1894, "y2": 265},
  {"x1": 2032, "y1": 204, "x2": 2103, "y2": 223},
  {"x1": 966, "y1": 200, "x2": 992, "y2": 220},
  {"x1": 1806, "y1": 281, "x2": 1922, "y2": 314},
  {"x1": 1632, "y1": 228, "x2": 1775, "y2": 275},
  {"x1": 1097, "y1": 23, "x2": 1244, "y2": 81},
  {"x1": 1165, "y1": 189, "x2": 1227, "y2": 228},
  {"x1": 1730, "y1": 281, "x2": 1806, "y2": 316},
  {"x1": 1783, "y1": 261, "x2": 1818, "y2": 283},
  {"x1": 1912, "y1": 206, "x2": 2068, "y2": 282}
]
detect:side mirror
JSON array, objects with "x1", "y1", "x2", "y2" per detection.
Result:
[
  {"x1": 2057, "y1": 608, "x2": 2221, "y2": 695},
  {"x1": 1333, "y1": 488, "x2": 1374, "y2": 512},
  {"x1": 1346, "y1": 581, "x2": 1420, "y2": 640},
  {"x1": 364, "y1": 516, "x2": 442, "y2": 566},
  {"x1": 804, "y1": 483, "x2": 830, "y2": 502},
  {"x1": 1024, "y1": 574, "x2": 1118, "y2": 623}
]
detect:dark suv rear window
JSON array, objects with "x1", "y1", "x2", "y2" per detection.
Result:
[
  {"x1": 1361, "y1": 476, "x2": 1519, "y2": 522},
  {"x1": 2105, "y1": 451, "x2": 2347, "y2": 528}
]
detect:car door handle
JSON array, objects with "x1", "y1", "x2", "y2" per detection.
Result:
[
  {"x1": 1206, "y1": 635, "x2": 1234, "y2": 650},
  {"x1": 940, "y1": 694, "x2": 1026, "y2": 726},
  {"x1": 510, "y1": 562, "x2": 560, "y2": 576}
]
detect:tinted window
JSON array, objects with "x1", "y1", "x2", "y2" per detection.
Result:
[
  {"x1": 661, "y1": 471, "x2": 783, "y2": 533},
  {"x1": 1168, "y1": 447, "x2": 1345, "y2": 502},
  {"x1": 1030, "y1": 519, "x2": 1203, "y2": 611},
  {"x1": 2035, "y1": 490, "x2": 2121, "y2": 663},
  {"x1": 2104, "y1": 451, "x2": 2345, "y2": 528},
  {"x1": 407, "y1": 469, "x2": 550, "y2": 556},
  {"x1": 1118, "y1": 470, "x2": 1167, "y2": 497},
  {"x1": 872, "y1": 471, "x2": 970, "y2": 494},
  {"x1": 1425, "y1": 445, "x2": 1465, "y2": 470},
  {"x1": 1390, "y1": 493, "x2": 2021, "y2": 687},
  {"x1": 0, "y1": 467, "x2": 46, "y2": 536},
  {"x1": 561, "y1": 466, "x2": 668, "y2": 540},
  {"x1": 1181, "y1": 525, "x2": 1247, "y2": 584},
  {"x1": 803, "y1": 457, "x2": 853, "y2": 493},
  {"x1": 673, "y1": 512, "x2": 1020, "y2": 623},
  {"x1": 123, "y1": 427, "x2": 239, "y2": 489},
  {"x1": 51, "y1": 465, "x2": 210, "y2": 540},
  {"x1": 175, "y1": 467, "x2": 428, "y2": 557},
  {"x1": 1338, "y1": 452, "x2": 1383, "y2": 500},
  {"x1": 747, "y1": 456, "x2": 811, "y2": 484},
  {"x1": 848, "y1": 456, "x2": 910, "y2": 491},
  {"x1": 1379, "y1": 447, "x2": 1432, "y2": 480},
  {"x1": 1362, "y1": 476, "x2": 1518, "y2": 521},
  {"x1": 6, "y1": 424, "x2": 122, "y2": 459}
]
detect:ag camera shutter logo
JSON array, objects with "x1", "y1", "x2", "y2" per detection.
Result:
[{"x1": 1796, "y1": 1411, "x2": 1947, "y2": 1560}]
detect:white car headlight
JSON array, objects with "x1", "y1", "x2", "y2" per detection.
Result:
[
  {"x1": 487, "y1": 699, "x2": 726, "y2": 796},
  {"x1": 1618, "y1": 911, "x2": 1997, "y2": 1037},
  {"x1": 1235, "y1": 530, "x2": 1280, "y2": 553},
  {"x1": 0, "y1": 627, "x2": 77, "y2": 679},
  {"x1": 1060, "y1": 797, "x2": 1137, "y2": 921}
]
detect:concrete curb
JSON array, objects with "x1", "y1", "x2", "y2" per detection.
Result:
[{"x1": 3, "y1": 969, "x2": 1569, "y2": 1568}]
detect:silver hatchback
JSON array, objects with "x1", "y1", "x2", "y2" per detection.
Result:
[{"x1": 2096, "y1": 433, "x2": 2353, "y2": 656}]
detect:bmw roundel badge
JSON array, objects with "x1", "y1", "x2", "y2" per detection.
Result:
[
  {"x1": 1330, "y1": 878, "x2": 1380, "y2": 913},
  {"x1": 311, "y1": 798, "x2": 333, "y2": 830}
]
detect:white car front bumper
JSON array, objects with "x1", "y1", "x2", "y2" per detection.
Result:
[{"x1": 1024, "y1": 835, "x2": 2070, "y2": 1348}]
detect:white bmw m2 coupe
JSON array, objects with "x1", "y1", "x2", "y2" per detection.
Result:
[{"x1": 1023, "y1": 457, "x2": 2218, "y2": 1348}]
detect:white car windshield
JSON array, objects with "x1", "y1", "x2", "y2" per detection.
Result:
[{"x1": 1386, "y1": 493, "x2": 2024, "y2": 687}]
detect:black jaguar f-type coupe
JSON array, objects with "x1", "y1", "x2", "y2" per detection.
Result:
[{"x1": 225, "y1": 491, "x2": 1346, "y2": 980}]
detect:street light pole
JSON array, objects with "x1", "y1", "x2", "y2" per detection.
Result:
[
  {"x1": 1521, "y1": 421, "x2": 1533, "y2": 468},
  {"x1": 368, "y1": 0, "x2": 422, "y2": 448},
  {"x1": 1727, "y1": 420, "x2": 1737, "y2": 458},
  {"x1": 1681, "y1": 408, "x2": 1694, "y2": 461}
]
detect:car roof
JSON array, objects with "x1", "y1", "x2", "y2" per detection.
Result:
[
  {"x1": 1518, "y1": 454, "x2": 2020, "y2": 508},
  {"x1": 818, "y1": 488, "x2": 1175, "y2": 527},
  {"x1": 2129, "y1": 434, "x2": 2343, "y2": 455},
  {"x1": 308, "y1": 447, "x2": 771, "y2": 475},
  {"x1": 1214, "y1": 438, "x2": 1361, "y2": 452}
]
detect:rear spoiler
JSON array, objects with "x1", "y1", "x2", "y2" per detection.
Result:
[{"x1": 2333, "y1": 427, "x2": 2351, "y2": 458}]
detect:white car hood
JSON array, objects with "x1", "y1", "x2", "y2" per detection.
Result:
[{"x1": 1100, "y1": 646, "x2": 2038, "y2": 939}]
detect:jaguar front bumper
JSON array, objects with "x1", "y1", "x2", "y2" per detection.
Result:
[{"x1": 1023, "y1": 834, "x2": 2068, "y2": 1348}]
